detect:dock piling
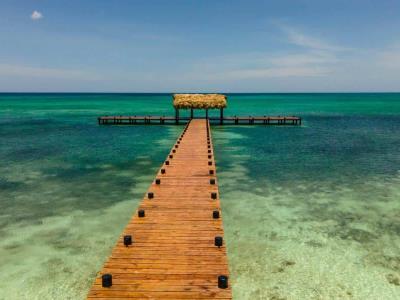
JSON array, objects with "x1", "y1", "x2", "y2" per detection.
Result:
[{"x1": 101, "y1": 274, "x2": 112, "y2": 288}]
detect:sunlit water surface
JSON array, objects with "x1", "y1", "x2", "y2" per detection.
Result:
[{"x1": 1, "y1": 93, "x2": 400, "y2": 299}]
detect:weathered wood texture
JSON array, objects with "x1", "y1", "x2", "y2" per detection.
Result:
[{"x1": 87, "y1": 119, "x2": 232, "y2": 299}]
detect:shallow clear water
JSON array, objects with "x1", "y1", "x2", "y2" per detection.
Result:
[{"x1": 1, "y1": 93, "x2": 400, "y2": 299}]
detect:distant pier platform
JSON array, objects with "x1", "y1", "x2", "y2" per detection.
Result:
[{"x1": 97, "y1": 115, "x2": 302, "y2": 125}]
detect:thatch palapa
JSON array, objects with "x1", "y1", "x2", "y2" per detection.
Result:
[{"x1": 173, "y1": 94, "x2": 227, "y2": 109}]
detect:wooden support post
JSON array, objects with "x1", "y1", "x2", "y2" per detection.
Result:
[
  {"x1": 190, "y1": 109, "x2": 194, "y2": 119},
  {"x1": 175, "y1": 108, "x2": 179, "y2": 125},
  {"x1": 220, "y1": 108, "x2": 224, "y2": 125},
  {"x1": 206, "y1": 109, "x2": 209, "y2": 119}
]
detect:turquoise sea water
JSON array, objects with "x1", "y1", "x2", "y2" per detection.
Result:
[{"x1": 1, "y1": 93, "x2": 400, "y2": 299}]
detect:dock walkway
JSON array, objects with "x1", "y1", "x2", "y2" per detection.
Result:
[
  {"x1": 98, "y1": 115, "x2": 301, "y2": 126},
  {"x1": 87, "y1": 119, "x2": 232, "y2": 299}
]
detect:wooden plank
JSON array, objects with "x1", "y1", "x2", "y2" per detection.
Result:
[
  {"x1": 87, "y1": 119, "x2": 232, "y2": 299},
  {"x1": 98, "y1": 115, "x2": 301, "y2": 126}
]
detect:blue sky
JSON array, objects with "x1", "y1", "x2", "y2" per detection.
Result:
[{"x1": 0, "y1": 0, "x2": 400, "y2": 92}]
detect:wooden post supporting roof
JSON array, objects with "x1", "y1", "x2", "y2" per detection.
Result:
[{"x1": 175, "y1": 108, "x2": 179, "y2": 124}]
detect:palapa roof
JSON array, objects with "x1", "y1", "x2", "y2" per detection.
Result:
[{"x1": 173, "y1": 94, "x2": 227, "y2": 109}]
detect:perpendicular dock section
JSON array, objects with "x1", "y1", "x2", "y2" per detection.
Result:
[{"x1": 97, "y1": 115, "x2": 301, "y2": 126}]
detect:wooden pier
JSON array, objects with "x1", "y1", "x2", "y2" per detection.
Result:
[
  {"x1": 88, "y1": 119, "x2": 232, "y2": 299},
  {"x1": 98, "y1": 115, "x2": 301, "y2": 126}
]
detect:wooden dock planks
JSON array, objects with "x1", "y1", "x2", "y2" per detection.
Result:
[
  {"x1": 87, "y1": 119, "x2": 232, "y2": 299},
  {"x1": 98, "y1": 115, "x2": 301, "y2": 126}
]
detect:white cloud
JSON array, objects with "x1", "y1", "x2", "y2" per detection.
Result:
[
  {"x1": 31, "y1": 11, "x2": 43, "y2": 21},
  {"x1": 285, "y1": 28, "x2": 344, "y2": 51},
  {"x1": 205, "y1": 55, "x2": 332, "y2": 80},
  {"x1": 220, "y1": 66, "x2": 329, "y2": 80},
  {"x1": 0, "y1": 64, "x2": 101, "y2": 80},
  {"x1": 269, "y1": 52, "x2": 337, "y2": 67},
  {"x1": 188, "y1": 48, "x2": 337, "y2": 81},
  {"x1": 272, "y1": 21, "x2": 351, "y2": 52},
  {"x1": 181, "y1": 23, "x2": 350, "y2": 83},
  {"x1": 378, "y1": 45, "x2": 400, "y2": 69}
]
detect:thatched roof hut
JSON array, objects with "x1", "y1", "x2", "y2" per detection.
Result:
[{"x1": 173, "y1": 94, "x2": 227, "y2": 109}]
